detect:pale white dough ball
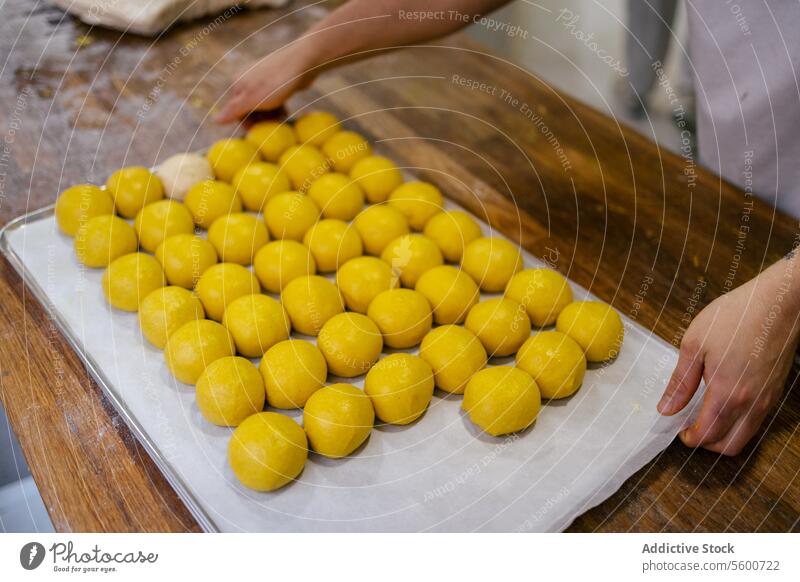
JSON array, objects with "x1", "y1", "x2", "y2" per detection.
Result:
[{"x1": 156, "y1": 153, "x2": 214, "y2": 201}]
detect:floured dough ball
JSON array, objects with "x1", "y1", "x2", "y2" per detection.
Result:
[{"x1": 155, "y1": 153, "x2": 214, "y2": 201}]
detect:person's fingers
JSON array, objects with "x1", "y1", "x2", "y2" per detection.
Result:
[
  {"x1": 678, "y1": 382, "x2": 741, "y2": 447},
  {"x1": 214, "y1": 91, "x2": 251, "y2": 124},
  {"x1": 658, "y1": 339, "x2": 704, "y2": 415},
  {"x1": 702, "y1": 415, "x2": 761, "y2": 456}
]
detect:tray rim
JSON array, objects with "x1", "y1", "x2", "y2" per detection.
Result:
[{"x1": 0, "y1": 204, "x2": 220, "y2": 533}]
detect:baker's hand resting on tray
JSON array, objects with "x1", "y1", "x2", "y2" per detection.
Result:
[
  {"x1": 658, "y1": 253, "x2": 800, "y2": 455},
  {"x1": 214, "y1": 0, "x2": 509, "y2": 123}
]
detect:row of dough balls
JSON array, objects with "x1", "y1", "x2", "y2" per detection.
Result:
[{"x1": 53, "y1": 111, "x2": 623, "y2": 492}]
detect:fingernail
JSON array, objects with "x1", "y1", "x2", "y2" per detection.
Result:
[{"x1": 657, "y1": 395, "x2": 672, "y2": 414}]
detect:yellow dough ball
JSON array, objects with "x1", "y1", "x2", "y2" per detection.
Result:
[
  {"x1": 419, "y1": 325, "x2": 487, "y2": 394},
  {"x1": 195, "y1": 263, "x2": 261, "y2": 322},
  {"x1": 556, "y1": 301, "x2": 624, "y2": 362},
  {"x1": 365, "y1": 354, "x2": 434, "y2": 425},
  {"x1": 264, "y1": 191, "x2": 320, "y2": 241},
  {"x1": 102, "y1": 253, "x2": 166, "y2": 312},
  {"x1": 461, "y1": 237, "x2": 523, "y2": 292},
  {"x1": 245, "y1": 121, "x2": 297, "y2": 162},
  {"x1": 505, "y1": 268, "x2": 573, "y2": 328},
  {"x1": 106, "y1": 167, "x2": 165, "y2": 219},
  {"x1": 388, "y1": 181, "x2": 444, "y2": 230},
  {"x1": 303, "y1": 384, "x2": 374, "y2": 458},
  {"x1": 208, "y1": 212, "x2": 269, "y2": 266},
  {"x1": 349, "y1": 156, "x2": 404, "y2": 203},
  {"x1": 231, "y1": 162, "x2": 291, "y2": 212},
  {"x1": 303, "y1": 219, "x2": 363, "y2": 272},
  {"x1": 138, "y1": 286, "x2": 205, "y2": 349},
  {"x1": 207, "y1": 138, "x2": 261, "y2": 182},
  {"x1": 259, "y1": 339, "x2": 327, "y2": 409},
  {"x1": 465, "y1": 298, "x2": 531, "y2": 357},
  {"x1": 228, "y1": 412, "x2": 307, "y2": 491},
  {"x1": 321, "y1": 130, "x2": 372, "y2": 173},
  {"x1": 184, "y1": 179, "x2": 243, "y2": 229},
  {"x1": 516, "y1": 331, "x2": 587, "y2": 399},
  {"x1": 380, "y1": 233, "x2": 443, "y2": 288},
  {"x1": 196, "y1": 356, "x2": 265, "y2": 426},
  {"x1": 462, "y1": 366, "x2": 541, "y2": 437},
  {"x1": 74, "y1": 215, "x2": 138, "y2": 268},
  {"x1": 336, "y1": 256, "x2": 399, "y2": 313},
  {"x1": 294, "y1": 111, "x2": 341, "y2": 146},
  {"x1": 307, "y1": 173, "x2": 364, "y2": 220},
  {"x1": 133, "y1": 199, "x2": 195, "y2": 252},
  {"x1": 423, "y1": 210, "x2": 482, "y2": 262},
  {"x1": 253, "y1": 240, "x2": 317, "y2": 293},
  {"x1": 263, "y1": 191, "x2": 320, "y2": 241},
  {"x1": 164, "y1": 319, "x2": 235, "y2": 384},
  {"x1": 55, "y1": 184, "x2": 114, "y2": 237},
  {"x1": 155, "y1": 153, "x2": 214, "y2": 202},
  {"x1": 222, "y1": 294, "x2": 291, "y2": 358},
  {"x1": 155, "y1": 234, "x2": 218, "y2": 289},
  {"x1": 415, "y1": 265, "x2": 479, "y2": 325},
  {"x1": 281, "y1": 275, "x2": 344, "y2": 335},
  {"x1": 367, "y1": 288, "x2": 432, "y2": 349},
  {"x1": 353, "y1": 204, "x2": 410, "y2": 257},
  {"x1": 278, "y1": 144, "x2": 329, "y2": 191},
  {"x1": 318, "y1": 312, "x2": 383, "y2": 378}
]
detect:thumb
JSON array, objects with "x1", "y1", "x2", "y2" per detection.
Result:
[{"x1": 658, "y1": 339, "x2": 704, "y2": 415}]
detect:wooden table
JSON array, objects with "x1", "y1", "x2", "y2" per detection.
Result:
[{"x1": 0, "y1": 1, "x2": 797, "y2": 533}]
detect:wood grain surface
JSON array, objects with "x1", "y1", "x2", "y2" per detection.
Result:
[{"x1": 0, "y1": 1, "x2": 797, "y2": 532}]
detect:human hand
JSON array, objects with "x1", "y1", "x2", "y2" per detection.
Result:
[
  {"x1": 214, "y1": 45, "x2": 318, "y2": 124},
  {"x1": 657, "y1": 258, "x2": 800, "y2": 455}
]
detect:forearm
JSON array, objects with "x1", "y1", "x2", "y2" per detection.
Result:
[{"x1": 288, "y1": 0, "x2": 510, "y2": 72}]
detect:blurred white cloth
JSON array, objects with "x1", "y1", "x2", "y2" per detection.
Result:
[{"x1": 49, "y1": 0, "x2": 289, "y2": 36}]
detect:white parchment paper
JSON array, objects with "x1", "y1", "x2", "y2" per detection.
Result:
[{"x1": 5, "y1": 210, "x2": 698, "y2": 532}]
